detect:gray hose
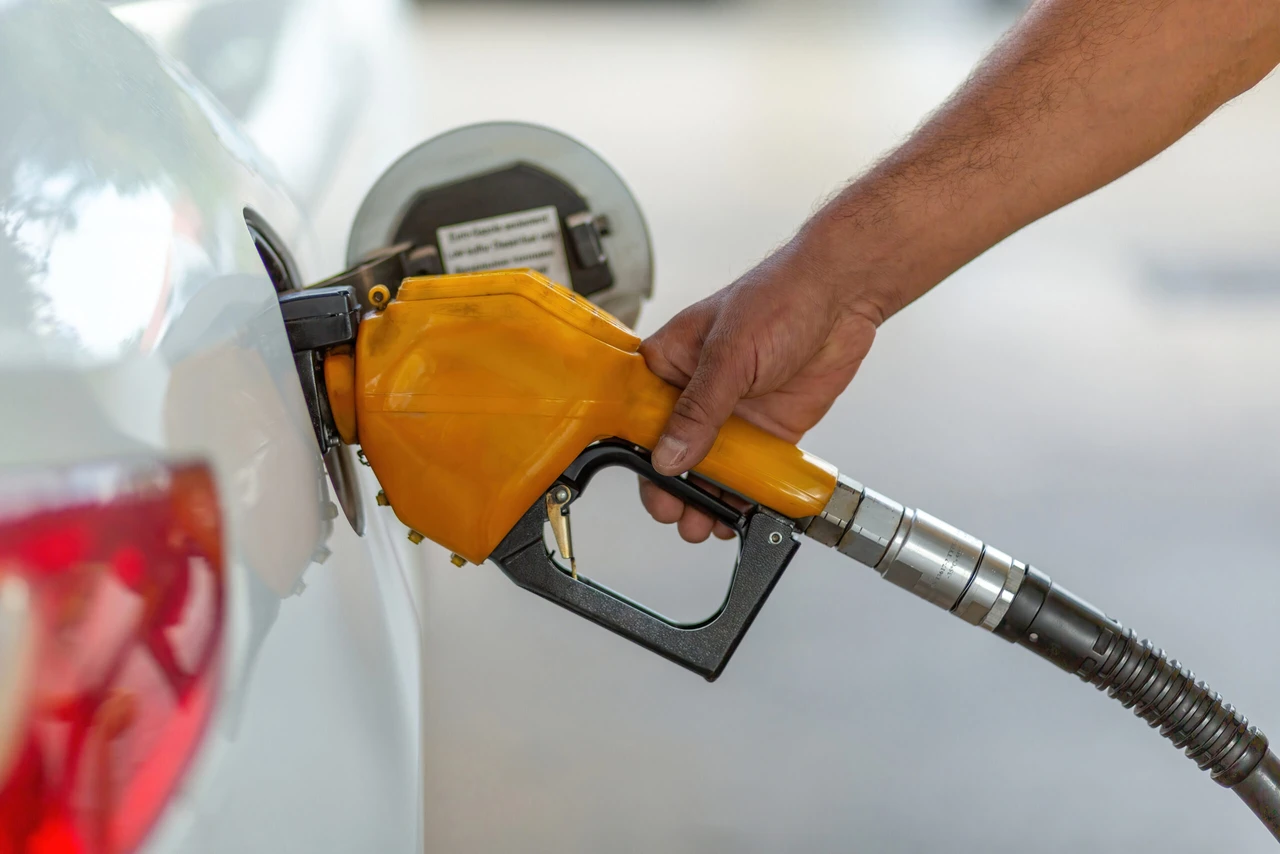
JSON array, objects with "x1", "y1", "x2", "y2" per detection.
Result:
[{"x1": 1235, "y1": 750, "x2": 1280, "y2": 841}]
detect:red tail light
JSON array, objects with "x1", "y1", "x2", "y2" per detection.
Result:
[{"x1": 0, "y1": 460, "x2": 224, "y2": 854}]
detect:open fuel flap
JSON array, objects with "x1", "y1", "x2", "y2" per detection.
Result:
[
  {"x1": 282, "y1": 121, "x2": 655, "y2": 533},
  {"x1": 345, "y1": 121, "x2": 653, "y2": 326}
]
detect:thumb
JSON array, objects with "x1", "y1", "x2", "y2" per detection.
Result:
[{"x1": 651, "y1": 344, "x2": 747, "y2": 476}]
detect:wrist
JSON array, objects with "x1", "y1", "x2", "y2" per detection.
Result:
[
  {"x1": 788, "y1": 189, "x2": 919, "y2": 327},
  {"x1": 793, "y1": 147, "x2": 997, "y2": 327}
]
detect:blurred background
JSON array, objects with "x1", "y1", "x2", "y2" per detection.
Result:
[
  {"x1": 120, "y1": 0, "x2": 1280, "y2": 850},
  {"x1": 396, "y1": 3, "x2": 1280, "y2": 852}
]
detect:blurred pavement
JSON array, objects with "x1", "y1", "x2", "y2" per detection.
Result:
[{"x1": 372, "y1": 2, "x2": 1280, "y2": 851}]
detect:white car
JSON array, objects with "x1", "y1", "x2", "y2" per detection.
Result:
[
  {"x1": 0, "y1": 1, "x2": 425, "y2": 851},
  {"x1": 0, "y1": 2, "x2": 655, "y2": 851}
]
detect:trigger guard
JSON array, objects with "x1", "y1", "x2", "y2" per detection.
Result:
[{"x1": 558, "y1": 439, "x2": 746, "y2": 533}]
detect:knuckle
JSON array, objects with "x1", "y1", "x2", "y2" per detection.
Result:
[
  {"x1": 700, "y1": 332, "x2": 757, "y2": 392},
  {"x1": 699, "y1": 332, "x2": 738, "y2": 371},
  {"x1": 671, "y1": 392, "x2": 716, "y2": 428}
]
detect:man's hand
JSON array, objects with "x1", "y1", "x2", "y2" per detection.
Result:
[
  {"x1": 638, "y1": 238, "x2": 881, "y2": 542},
  {"x1": 639, "y1": 0, "x2": 1280, "y2": 542}
]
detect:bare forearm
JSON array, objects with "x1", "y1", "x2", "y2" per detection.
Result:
[{"x1": 806, "y1": 0, "x2": 1280, "y2": 321}]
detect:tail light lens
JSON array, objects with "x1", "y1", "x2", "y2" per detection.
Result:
[{"x1": 0, "y1": 460, "x2": 224, "y2": 854}]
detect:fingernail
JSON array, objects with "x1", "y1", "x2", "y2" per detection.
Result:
[{"x1": 652, "y1": 435, "x2": 688, "y2": 474}]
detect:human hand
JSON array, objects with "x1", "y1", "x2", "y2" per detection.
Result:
[{"x1": 637, "y1": 234, "x2": 884, "y2": 543}]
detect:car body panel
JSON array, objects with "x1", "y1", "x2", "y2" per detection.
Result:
[{"x1": 0, "y1": 1, "x2": 420, "y2": 851}]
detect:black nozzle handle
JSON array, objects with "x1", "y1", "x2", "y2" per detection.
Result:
[{"x1": 488, "y1": 440, "x2": 799, "y2": 681}]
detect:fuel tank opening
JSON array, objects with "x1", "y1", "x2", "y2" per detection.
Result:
[
  {"x1": 244, "y1": 207, "x2": 300, "y2": 294},
  {"x1": 250, "y1": 212, "x2": 366, "y2": 536}
]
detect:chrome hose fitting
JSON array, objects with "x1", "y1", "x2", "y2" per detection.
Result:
[{"x1": 802, "y1": 474, "x2": 1023, "y2": 630}]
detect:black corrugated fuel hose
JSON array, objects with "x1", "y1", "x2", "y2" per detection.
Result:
[{"x1": 995, "y1": 566, "x2": 1280, "y2": 842}]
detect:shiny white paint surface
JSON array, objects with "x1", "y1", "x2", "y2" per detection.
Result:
[
  {"x1": 108, "y1": 0, "x2": 392, "y2": 208},
  {"x1": 0, "y1": 1, "x2": 420, "y2": 851}
]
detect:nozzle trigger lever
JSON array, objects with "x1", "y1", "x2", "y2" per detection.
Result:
[{"x1": 545, "y1": 485, "x2": 577, "y2": 579}]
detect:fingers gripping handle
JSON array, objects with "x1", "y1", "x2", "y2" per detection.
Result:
[
  {"x1": 488, "y1": 441, "x2": 800, "y2": 681},
  {"x1": 623, "y1": 371, "x2": 838, "y2": 521},
  {"x1": 564, "y1": 441, "x2": 745, "y2": 530}
]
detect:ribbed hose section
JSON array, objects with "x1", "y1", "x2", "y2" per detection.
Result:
[
  {"x1": 995, "y1": 567, "x2": 1279, "y2": 841},
  {"x1": 1087, "y1": 628, "x2": 1266, "y2": 785}
]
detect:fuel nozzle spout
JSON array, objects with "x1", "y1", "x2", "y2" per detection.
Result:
[{"x1": 804, "y1": 474, "x2": 1280, "y2": 842}]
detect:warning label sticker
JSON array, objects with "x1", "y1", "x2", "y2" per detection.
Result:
[{"x1": 436, "y1": 206, "x2": 572, "y2": 287}]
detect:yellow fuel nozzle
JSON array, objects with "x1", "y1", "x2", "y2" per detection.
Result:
[{"x1": 327, "y1": 269, "x2": 836, "y2": 565}]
